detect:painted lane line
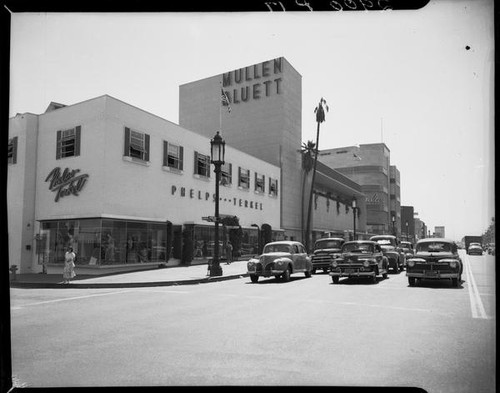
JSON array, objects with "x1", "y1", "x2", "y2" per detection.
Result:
[
  {"x1": 463, "y1": 254, "x2": 488, "y2": 319},
  {"x1": 10, "y1": 289, "x2": 136, "y2": 310}
]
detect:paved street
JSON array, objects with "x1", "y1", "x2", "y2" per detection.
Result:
[{"x1": 9, "y1": 251, "x2": 495, "y2": 391}]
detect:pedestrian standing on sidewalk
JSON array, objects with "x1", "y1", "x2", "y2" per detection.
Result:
[
  {"x1": 63, "y1": 247, "x2": 77, "y2": 284},
  {"x1": 226, "y1": 242, "x2": 233, "y2": 265}
]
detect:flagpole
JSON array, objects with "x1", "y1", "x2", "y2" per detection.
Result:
[{"x1": 219, "y1": 81, "x2": 222, "y2": 133}]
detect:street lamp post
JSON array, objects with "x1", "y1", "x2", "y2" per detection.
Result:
[
  {"x1": 209, "y1": 131, "x2": 225, "y2": 277},
  {"x1": 405, "y1": 221, "x2": 409, "y2": 242},
  {"x1": 352, "y1": 197, "x2": 357, "y2": 241},
  {"x1": 392, "y1": 215, "x2": 396, "y2": 236}
]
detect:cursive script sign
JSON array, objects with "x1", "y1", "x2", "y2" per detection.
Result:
[{"x1": 45, "y1": 167, "x2": 89, "y2": 202}]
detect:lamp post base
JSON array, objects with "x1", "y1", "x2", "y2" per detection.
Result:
[{"x1": 209, "y1": 264, "x2": 223, "y2": 277}]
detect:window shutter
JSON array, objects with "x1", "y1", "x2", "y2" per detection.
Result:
[
  {"x1": 254, "y1": 172, "x2": 257, "y2": 187},
  {"x1": 144, "y1": 134, "x2": 150, "y2": 161},
  {"x1": 228, "y1": 163, "x2": 232, "y2": 182},
  {"x1": 262, "y1": 175, "x2": 265, "y2": 192},
  {"x1": 12, "y1": 136, "x2": 18, "y2": 164},
  {"x1": 238, "y1": 167, "x2": 241, "y2": 185},
  {"x1": 194, "y1": 152, "x2": 198, "y2": 174},
  {"x1": 163, "y1": 141, "x2": 168, "y2": 166},
  {"x1": 207, "y1": 155, "x2": 211, "y2": 177},
  {"x1": 124, "y1": 127, "x2": 130, "y2": 157},
  {"x1": 75, "y1": 126, "x2": 81, "y2": 156},
  {"x1": 56, "y1": 130, "x2": 62, "y2": 160},
  {"x1": 179, "y1": 146, "x2": 184, "y2": 170}
]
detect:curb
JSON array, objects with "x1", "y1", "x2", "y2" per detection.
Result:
[{"x1": 9, "y1": 273, "x2": 250, "y2": 289}]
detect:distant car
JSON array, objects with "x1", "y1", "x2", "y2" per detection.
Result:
[
  {"x1": 406, "y1": 238, "x2": 463, "y2": 287},
  {"x1": 370, "y1": 235, "x2": 405, "y2": 272},
  {"x1": 468, "y1": 244, "x2": 483, "y2": 255},
  {"x1": 400, "y1": 241, "x2": 414, "y2": 264},
  {"x1": 247, "y1": 241, "x2": 312, "y2": 283},
  {"x1": 329, "y1": 240, "x2": 389, "y2": 284},
  {"x1": 310, "y1": 237, "x2": 345, "y2": 274}
]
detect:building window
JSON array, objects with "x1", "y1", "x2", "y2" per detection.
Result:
[
  {"x1": 255, "y1": 173, "x2": 265, "y2": 193},
  {"x1": 56, "y1": 126, "x2": 81, "y2": 159},
  {"x1": 8, "y1": 136, "x2": 17, "y2": 164},
  {"x1": 238, "y1": 167, "x2": 250, "y2": 189},
  {"x1": 269, "y1": 178, "x2": 278, "y2": 197},
  {"x1": 221, "y1": 162, "x2": 232, "y2": 186},
  {"x1": 124, "y1": 127, "x2": 150, "y2": 161},
  {"x1": 163, "y1": 141, "x2": 183, "y2": 170},
  {"x1": 194, "y1": 152, "x2": 211, "y2": 177}
]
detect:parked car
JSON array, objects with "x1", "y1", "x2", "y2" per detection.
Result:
[
  {"x1": 247, "y1": 241, "x2": 312, "y2": 283},
  {"x1": 406, "y1": 238, "x2": 463, "y2": 287},
  {"x1": 310, "y1": 237, "x2": 345, "y2": 274},
  {"x1": 400, "y1": 241, "x2": 414, "y2": 264},
  {"x1": 370, "y1": 235, "x2": 405, "y2": 272},
  {"x1": 467, "y1": 244, "x2": 483, "y2": 255},
  {"x1": 329, "y1": 240, "x2": 389, "y2": 284}
]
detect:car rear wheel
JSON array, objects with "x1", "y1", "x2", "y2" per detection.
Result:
[
  {"x1": 323, "y1": 268, "x2": 328, "y2": 273},
  {"x1": 331, "y1": 276, "x2": 339, "y2": 284},
  {"x1": 408, "y1": 277, "x2": 416, "y2": 286},
  {"x1": 311, "y1": 268, "x2": 316, "y2": 274},
  {"x1": 305, "y1": 269, "x2": 312, "y2": 278},
  {"x1": 382, "y1": 272, "x2": 388, "y2": 279},
  {"x1": 250, "y1": 275, "x2": 259, "y2": 283},
  {"x1": 282, "y1": 267, "x2": 291, "y2": 282},
  {"x1": 452, "y1": 278, "x2": 459, "y2": 287},
  {"x1": 371, "y1": 274, "x2": 377, "y2": 284}
]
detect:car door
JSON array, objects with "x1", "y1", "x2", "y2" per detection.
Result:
[{"x1": 292, "y1": 244, "x2": 303, "y2": 271}]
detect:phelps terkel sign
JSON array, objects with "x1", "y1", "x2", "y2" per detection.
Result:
[{"x1": 45, "y1": 167, "x2": 89, "y2": 202}]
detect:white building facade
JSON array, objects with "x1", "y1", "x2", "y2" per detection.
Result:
[{"x1": 8, "y1": 95, "x2": 281, "y2": 274}]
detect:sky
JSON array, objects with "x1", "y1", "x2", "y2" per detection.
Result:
[{"x1": 8, "y1": 0, "x2": 494, "y2": 241}]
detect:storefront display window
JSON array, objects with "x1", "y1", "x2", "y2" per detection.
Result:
[{"x1": 40, "y1": 219, "x2": 167, "y2": 266}]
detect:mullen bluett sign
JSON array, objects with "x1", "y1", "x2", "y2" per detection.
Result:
[{"x1": 45, "y1": 167, "x2": 89, "y2": 202}]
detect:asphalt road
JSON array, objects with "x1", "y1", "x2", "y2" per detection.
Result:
[{"x1": 9, "y1": 250, "x2": 495, "y2": 391}]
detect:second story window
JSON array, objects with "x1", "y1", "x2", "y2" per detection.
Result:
[
  {"x1": 124, "y1": 127, "x2": 150, "y2": 162},
  {"x1": 238, "y1": 167, "x2": 250, "y2": 189},
  {"x1": 194, "y1": 152, "x2": 210, "y2": 177},
  {"x1": 163, "y1": 141, "x2": 183, "y2": 170},
  {"x1": 8, "y1": 136, "x2": 18, "y2": 164},
  {"x1": 269, "y1": 178, "x2": 278, "y2": 197},
  {"x1": 221, "y1": 162, "x2": 232, "y2": 186},
  {"x1": 255, "y1": 173, "x2": 265, "y2": 193},
  {"x1": 56, "y1": 126, "x2": 81, "y2": 159}
]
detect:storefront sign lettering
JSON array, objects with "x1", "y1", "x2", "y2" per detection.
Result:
[
  {"x1": 222, "y1": 58, "x2": 283, "y2": 105},
  {"x1": 45, "y1": 167, "x2": 89, "y2": 202},
  {"x1": 171, "y1": 185, "x2": 263, "y2": 211}
]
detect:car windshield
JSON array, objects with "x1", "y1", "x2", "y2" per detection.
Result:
[
  {"x1": 342, "y1": 243, "x2": 374, "y2": 253},
  {"x1": 264, "y1": 244, "x2": 291, "y2": 253},
  {"x1": 374, "y1": 239, "x2": 394, "y2": 246},
  {"x1": 416, "y1": 242, "x2": 452, "y2": 253},
  {"x1": 314, "y1": 240, "x2": 343, "y2": 250}
]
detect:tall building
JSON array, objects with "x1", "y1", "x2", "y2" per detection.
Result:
[
  {"x1": 434, "y1": 226, "x2": 446, "y2": 238},
  {"x1": 389, "y1": 165, "x2": 401, "y2": 237},
  {"x1": 179, "y1": 57, "x2": 366, "y2": 245},
  {"x1": 318, "y1": 143, "x2": 391, "y2": 235},
  {"x1": 401, "y1": 206, "x2": 415, "y2": 242}
]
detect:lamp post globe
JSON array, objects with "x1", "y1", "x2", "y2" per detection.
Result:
[{"x1": 209, "y1": 131, "x2": 225, "y2": 277}]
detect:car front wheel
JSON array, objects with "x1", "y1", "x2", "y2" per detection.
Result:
[
  {"x1": 250, "y1": 275, "x2": 259, "y2": 283},
  {"x1": 452, "y1": 277, "x2": 459, "y2": 287},
  {"x1": 305, "y1": 269, "x2": 312, "y2": 278},
  {"x1": 408, "y1": 277, "x2": 416, "y2": 286},
  {"x1": 331, "y1": 276, "x2": 339, "y2": 284},
  {"x1": 282, "y1": 267, "x2": 291, "y2": 282}
]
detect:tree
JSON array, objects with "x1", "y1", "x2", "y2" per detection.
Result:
[
  {"x1": 305, "y1": 98, "x2": 329, "y2": 252},
  {"x1": 300, "y1": 140, "x2": 316, "y2": 243}
]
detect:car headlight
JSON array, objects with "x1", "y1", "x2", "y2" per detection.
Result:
[
  {"x1": 449, "y1": 261, "x2": 457, "y2": 268},
  {"x1": 407, "y1": 260, "x2": 415, "y2": 267},
  {"x1": 276, "y1": 259, "x2": 284, "y2": 265},
  {"x1": 363, "y1": 260, "x2": 370, "y2": 268},
  {"x1": 331, "y1": 260, "x2": 338, "y2": 268}
]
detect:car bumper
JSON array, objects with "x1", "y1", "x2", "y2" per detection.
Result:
[
  {"x1": 248, "y1": 268, "x2": 286, "y2": 277},
  {"x1": 330, "y1": 270, "x2": 375, "y2": 278},
  {"x1": 406, "y1": 272, "x2": 459, "y2": 279}
]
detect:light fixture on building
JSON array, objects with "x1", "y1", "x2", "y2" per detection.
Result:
[{"x1": 352, "y1": 197, "x2": 357, "y2": 241}]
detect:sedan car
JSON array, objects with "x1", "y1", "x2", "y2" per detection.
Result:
[
  {"x1": 406, "y1": 238, "x2": 463, "y2": 287},
  {"x1": 468, "y1": 244, "x2": 483, "y2": 255},
  {"x1": 310, "y1": 237, "x2": 345, "y2": 274},
  {"x1": 247, "y1": 241, "x2": 312, "y2": 283},
  {"x1": 400, "y1": 241, "x2": 414, "y2": 264},
  {"x1": 370, "y1": 235, "x2": 405, "y2": 272},
  {"x1": 329, "y1": 240, "x2": 389, "y2": 284}
]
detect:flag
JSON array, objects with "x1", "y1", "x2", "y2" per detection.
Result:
[{"x1": 221, "y1": 88, "x2": 231, "y2": 113}]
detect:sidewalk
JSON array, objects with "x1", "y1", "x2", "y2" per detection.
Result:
[{"x1": 9, "y1": 260, "x2": 249, "y2": 289}]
